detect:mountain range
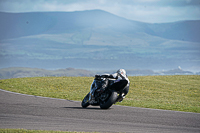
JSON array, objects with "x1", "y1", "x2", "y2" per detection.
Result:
[{"x1": 0, "y1": 10, "x2": 200, "y2": 72}]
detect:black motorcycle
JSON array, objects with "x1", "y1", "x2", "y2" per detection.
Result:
[{"x1": 81, "y1": 75, "x2": 128, "y2": 109}]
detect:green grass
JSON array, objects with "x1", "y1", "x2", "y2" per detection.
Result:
[
  {"x1": 0, "y1": 129, "x2": 96, "y2": 133},
  {"x1": 0, "y1": 75, "x2": 199, "y2": 113}
]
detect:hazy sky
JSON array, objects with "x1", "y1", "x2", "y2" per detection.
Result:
[{"x1": 0, "y1": 0, "x2": 200, "y2": 23}]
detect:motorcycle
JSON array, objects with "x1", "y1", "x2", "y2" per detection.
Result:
[{"x1": 81, "y1": 75, "x2": 128, "y2": 109}]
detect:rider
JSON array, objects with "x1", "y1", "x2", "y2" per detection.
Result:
[{"x1": 89, "y1": 69, "x2": 130, "y2": 104}]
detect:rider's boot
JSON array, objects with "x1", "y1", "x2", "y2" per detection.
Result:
[{"x1": 116, "y1": 93, "x2": 125, "y2": 102}]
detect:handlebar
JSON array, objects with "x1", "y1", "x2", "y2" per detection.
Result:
[{"x1": 94, "y1": 75, "x2": 117, "y2": 80}]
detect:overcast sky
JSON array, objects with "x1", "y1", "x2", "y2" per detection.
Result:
[{"x1": 0, "y1": 0, "x2": 200, "y2": 23}]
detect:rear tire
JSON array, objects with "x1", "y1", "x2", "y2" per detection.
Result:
[
  {"x1": 100, "y1": 91, "x2": 118, "y2": 109},
  {"x1": 81, "y1": 93, "x2": 90, "y2": 108}
]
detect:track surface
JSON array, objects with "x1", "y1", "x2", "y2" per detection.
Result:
[{"x1": 0, "y1": 89, "x2": 199, "y2": 133}]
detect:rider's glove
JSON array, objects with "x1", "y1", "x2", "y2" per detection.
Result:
[{"x1": 95, "y1": 75, "x2": 101, "y2": 80}]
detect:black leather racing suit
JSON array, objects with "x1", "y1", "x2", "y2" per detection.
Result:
[{"x1": 89, "y1": 73, "x2": 130, "y2": 103}]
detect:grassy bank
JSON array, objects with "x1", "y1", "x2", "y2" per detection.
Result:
[{"x1": 0, "y1": 75, "x2": 199, "y2": 113}]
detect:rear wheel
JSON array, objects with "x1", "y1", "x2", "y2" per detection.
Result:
[
  {"x1": 100, "y1": 91, "x2": 118, "y2": 109},
  {"x1": 81, "y1": 93, "x2": 90, "y2": 108}
]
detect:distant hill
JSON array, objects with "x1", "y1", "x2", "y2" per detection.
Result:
[
  {"x1": 0, "y1": 67, "x2": 197, "y2": 79},
  {"x1": 1, "y1": 10, "x2": 200, "y2": 42},
  {"x1": 0, "y1": 10, "x2": 200, "y2": 71},
  {"x1": 148, "y1": 20, "x2": 200, "y2": 42},
  {"x1": 0, "y1": 67, "x2": 94, "y2": 79}
]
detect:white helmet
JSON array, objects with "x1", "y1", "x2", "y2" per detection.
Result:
[{"x1": 117, "y1": 69, "x2": 126, "y2": 78}]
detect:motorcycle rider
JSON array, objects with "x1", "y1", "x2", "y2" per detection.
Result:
[{"x1": 89, "y1": 69, "x2": 130, "y2": 104}]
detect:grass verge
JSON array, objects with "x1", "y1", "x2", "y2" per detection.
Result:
[{"x1": 0, "y1": 75, "x2": 199, "y2": 113}]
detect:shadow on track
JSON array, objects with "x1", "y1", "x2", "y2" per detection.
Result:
[{"x1": 63, "y1": 106, "x2": 112, "y2": 110}]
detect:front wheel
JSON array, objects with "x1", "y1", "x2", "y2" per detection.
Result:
[
  {"x1": 81, "y1": 92, "x2": 90, "y2": 108},
  {"x1": 100, "y1": 91, "x2": 118, "y2": 109}
]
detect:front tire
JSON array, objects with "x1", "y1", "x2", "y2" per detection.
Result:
[
  {"x1": 100, "y1": 91, "x2": 118, "y2": 109},
  {"x1": 81, "y1": 93, "x2": 90, "y2": 108}
]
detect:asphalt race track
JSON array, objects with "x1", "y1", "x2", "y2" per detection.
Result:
[{"x1": 0, "y1": 89, "x2": 199, "y2": 133}]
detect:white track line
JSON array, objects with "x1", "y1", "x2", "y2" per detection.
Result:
[{"x1": 0, "y1": 89, "x2": 78, "y2": 102}]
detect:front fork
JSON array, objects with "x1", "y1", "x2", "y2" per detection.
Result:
[{"x1": 89, "y1": 80, "x2": 97, "y2": 103}]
